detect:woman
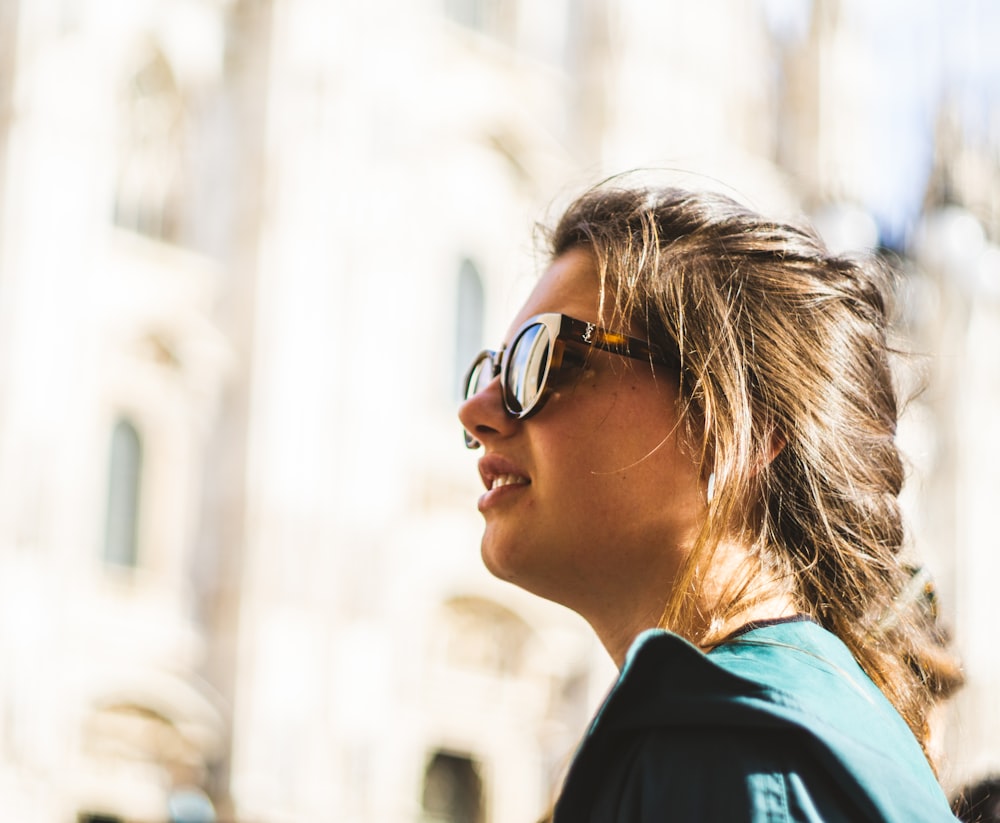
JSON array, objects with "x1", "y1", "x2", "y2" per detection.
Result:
[{"x1": 458, "y1": 179, "x2": 960, "y2": 822}]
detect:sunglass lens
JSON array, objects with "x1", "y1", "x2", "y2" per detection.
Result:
[
  {"x1": 507, "y1": 323, "x2": 551, "y2": 414},
  {"x1": 465, "y1": 353, "x2": 496, "y2": 401}
]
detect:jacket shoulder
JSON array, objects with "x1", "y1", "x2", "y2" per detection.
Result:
[
  {"x1": 554, "y1": 627, "x2": 957, "y2": 823},
  {"x1": 559, "y1": 724, "x2": 862, "y2": 823}
]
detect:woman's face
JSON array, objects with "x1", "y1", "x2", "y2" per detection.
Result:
[{"x1": 458, "y1": 248, "x2": 707, "y2": 635}]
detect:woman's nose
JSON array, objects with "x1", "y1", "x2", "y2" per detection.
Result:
[{"x1": 458, "y1": 374, "x2": 516, "y2": 448}]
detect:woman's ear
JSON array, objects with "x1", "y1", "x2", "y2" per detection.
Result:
[
  {"x1": 767, "y1": 430, "x2": 786, "y2": 464},
  {"x1": 749, "y1": 430, "x2": 785, "y2": 478}
]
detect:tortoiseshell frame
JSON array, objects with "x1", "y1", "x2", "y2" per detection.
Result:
[{"x1": 462, "y1": 312, "x2": 678, "y2": 448}]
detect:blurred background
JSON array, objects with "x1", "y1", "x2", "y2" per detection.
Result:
[{"x1": 0, "y1": 0, "x2": 998, "y2": 820}]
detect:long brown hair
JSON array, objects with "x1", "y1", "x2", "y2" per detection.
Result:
[{"x1": 546, "y1": 178, "x2": 954, "y2": 757}]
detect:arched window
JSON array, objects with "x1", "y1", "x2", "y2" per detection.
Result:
[
  {"x1": 113, "y1": 46, "x2": 184, "y2": 243},
  {"x1": 443, "y1": 0, "x2": 516, "y2": 44},
  {"x1": 454, "y1": 259, "x2": 484, "y2": 399},
  {"x1": 421, "y1": 751, "x2": 485, "y2": 823},
  {"x1": 103, "y1": 418, "x2": 143, "y2": 568},
  {"x1": 435, "y1": 596, "x2": 532, "y2": 677}
]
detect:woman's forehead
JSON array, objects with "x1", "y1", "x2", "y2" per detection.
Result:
[{"x1": 505, "y1": 249, "x2": 606, "y2": 339}]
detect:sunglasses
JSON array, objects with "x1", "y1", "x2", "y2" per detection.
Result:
[{"x1": 462, "y1": 312, "x2": 677, "y2": 448}]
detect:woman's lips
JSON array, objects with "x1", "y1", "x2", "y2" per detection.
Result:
[{"x1": 477, "y1": 455, "x2": 530, "y2": 510}]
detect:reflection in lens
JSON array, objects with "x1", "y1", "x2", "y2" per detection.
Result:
[{"x1": 508, "y1": 324, "x2": 550, "y2": 414}]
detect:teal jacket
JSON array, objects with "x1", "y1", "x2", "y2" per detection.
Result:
[{"x1": 553, "y1": 619, "x2": 957, "y2": 822}]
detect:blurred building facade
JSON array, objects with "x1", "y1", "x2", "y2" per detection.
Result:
[{"x1": 0, "y1": 1, "x2": 997, "y2": 821}]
